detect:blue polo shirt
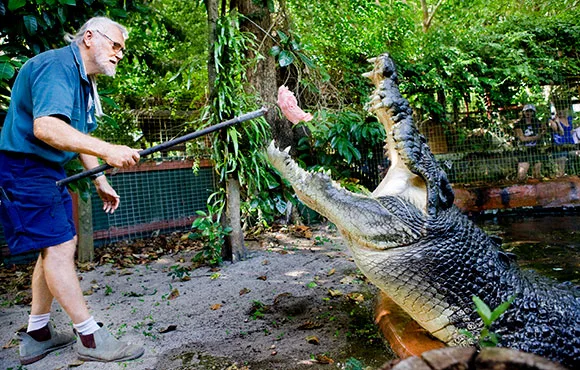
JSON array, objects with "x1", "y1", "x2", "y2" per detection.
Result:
[{"x1": 0, "y1": 43, "x2": 97, "y2": 166}]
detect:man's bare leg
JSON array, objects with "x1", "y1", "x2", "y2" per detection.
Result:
[
  {"x1": 30, "y1": 254, "x2": 54, "y2": 315},
  {"x1": 40, "y1": 238, "x2": 91, "y2": 324}
]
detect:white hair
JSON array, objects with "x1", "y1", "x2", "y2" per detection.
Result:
[
  {"x1": 63, "y1": 17, "x2": 128, "y2": 118},
  {"x1": 64, "y1": 16, "x2": 128, "y2": 44}
]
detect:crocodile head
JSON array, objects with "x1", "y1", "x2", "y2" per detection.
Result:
[{"x1": 267, "y1": 54, "x2": 580, "y2": 367}]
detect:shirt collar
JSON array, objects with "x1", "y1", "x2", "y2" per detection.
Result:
[{"x1": 70, "y1": 43, "x2": 90, "y2": 84}]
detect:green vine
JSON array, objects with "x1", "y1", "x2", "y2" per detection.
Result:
[{"x1": 191, "y1": 12, "x2": 276, "y2": 264}]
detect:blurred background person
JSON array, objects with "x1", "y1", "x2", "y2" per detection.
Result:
[
  {"x1": 548, "y1": 107, "x2": 575, "y2": 177},
  {"x1": 514, "y1": 104, "x2": 545, "y2": 181}
]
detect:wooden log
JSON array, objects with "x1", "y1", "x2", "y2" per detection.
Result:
[{"x1": 76, "y1": 194, "x2": 94, "y2": 263}]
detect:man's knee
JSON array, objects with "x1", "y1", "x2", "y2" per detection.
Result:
[{"x1": 41, "y1": 239, "x2": 77, "y2": 262}]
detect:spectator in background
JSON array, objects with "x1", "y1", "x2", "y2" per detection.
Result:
[
  {"x1": 514, "y1": 104, "x2": 545, "y2": 181},
  {"x1": 548, "y1": 108, "x2": 575, "y2": 177}
]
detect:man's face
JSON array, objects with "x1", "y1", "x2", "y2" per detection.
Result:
[{"x1": 93, "y1": 27, "x2": 125, "y2": 77}]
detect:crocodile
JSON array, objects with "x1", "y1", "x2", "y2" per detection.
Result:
[{"x1": 266, "y1": 54, "x2": 580, "y2": 368}]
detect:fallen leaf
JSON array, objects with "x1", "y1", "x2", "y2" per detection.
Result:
[
  {"x1": 257, "y1": 275, "x2": 267, "y2": 281},
  {"x1": 239, "y1": 288, "x2": 251, "y2": 296},
  {"x1": 168, "y1": 288, "x2": 180, "y2": 300},
  {"x1": 298, "y1": 321, "x2": 323, "y2": 330},
  {"x1": 327, "y1": 268, "x2": 336, "y2": 276},
  {"x1": 3, "y1": 338, "x2": 18, "y2": 349},
  {"x1": 77, "y1": 262, "x2": 95, "y2": 272},
  {"x1": 211, "y1": 303, "x2": 222, "y2": 310},
  {"x1": 158, "y1": 325, "x2": 177, "y2": 333},
  {"x1": 346, "y1": 292, "x2": 365, "y2": 303},
  {"x1": 315, "y1": 354, "x2": 334, "y2": 364},
  {"x1": 262, "y1": 260, "x2": 270, "y2": 265},
  {"x1": 340, "y1": 276, "x2": 356, "y2": 285},
  {"x1": 305, "y1": 335, "x2": 320, "y2": 345},
  {"x1": 68, "y1": 359, "x2": 86, "y2": 367},
  {"x1": 83, "y1": 289, "x2": 94, "y2": 296},
  {"x1": 328, "y1": 289, "x2": 343, "y2": 297}
]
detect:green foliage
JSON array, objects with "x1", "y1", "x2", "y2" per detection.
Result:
[
  {"x1": 295, "y1": 108, "x2": 385, "y2": 190},
  {"x1": 0, "y1": 0, "x2": 148, "y2": 109},
  {"x1": 460, "y1": 295, "x2": 515, "y2": 347},
  {"x1": 249, "y1": 300, "x2": 267, "y2": 320},
  {"x1": 167, "y1": 264, "x2": 191, "y2": 281},
  {"x1": 270, "y1": 29, "x2": 316, "y2": 70},
  {"x1": 190, "y1": 205, "x2": 231, "y2": 266},
  {"x1": 63, "y1": 159, "x2": 92, "y2": 200},
  {"x1": 287, "y1": 0, "x2": 580, "y2": 132},
  {"x1": 286, "y1": 0, "x2": 416, "y2": 106}
]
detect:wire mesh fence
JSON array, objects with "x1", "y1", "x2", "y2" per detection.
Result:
[{"x1": 353, "y1": 78, "x2": 580, "y2": 188}]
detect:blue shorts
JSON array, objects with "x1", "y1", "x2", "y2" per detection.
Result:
[{"x1": 0, "y1": 151, "x2": 76, "y2": 256}]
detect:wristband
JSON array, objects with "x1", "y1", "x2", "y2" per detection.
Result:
[{"x1": 90, "y1": 171, "x2": 105, "y2": 180}]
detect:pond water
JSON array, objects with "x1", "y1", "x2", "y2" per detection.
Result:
[{"x1": 472, "y1": 211, "x2": 580, "y2": 285}]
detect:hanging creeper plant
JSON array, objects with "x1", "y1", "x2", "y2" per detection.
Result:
[{"x1": 191, "y1": 11, "x2": 274, "y2": 264}]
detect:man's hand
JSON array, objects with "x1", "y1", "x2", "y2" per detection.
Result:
[
  {"x1": 93, "y1": 176, "x2": 120, "y2": 213},
  {"x1": 103, "y1": 144, "x2": 141, "y2": 168}
]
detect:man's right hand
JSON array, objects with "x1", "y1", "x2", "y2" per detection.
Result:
[{"x1": 103, "y1": 144, "x2": 141, "y2": 168}]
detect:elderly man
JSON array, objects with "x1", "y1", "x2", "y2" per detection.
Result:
[{"x1": 0, "y1": 17, "x2": 144, "y2": 364}]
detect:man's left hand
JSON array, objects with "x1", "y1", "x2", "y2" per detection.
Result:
[{"x1": 93, "y1": 176, "x2": 120, "y2": 213}]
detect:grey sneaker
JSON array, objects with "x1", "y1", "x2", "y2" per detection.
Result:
[
  {"x1": 76, "y1": 324, "x2": 144, "y2": 362},
  {"x1": 18, "y1": 323, "x2": 76, "y2": 365}
]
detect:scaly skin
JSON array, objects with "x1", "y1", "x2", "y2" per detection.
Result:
[{"x1": 266, "y1": 54, "x2": 579, "y2": 368}]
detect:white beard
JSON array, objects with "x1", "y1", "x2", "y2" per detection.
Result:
[{"x1": 94, "y1": 47, "x2": 117, "y2": 77}]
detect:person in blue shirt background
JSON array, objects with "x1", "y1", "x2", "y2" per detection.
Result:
[
  {"x1": 0, "y1": 17, "x2": 144, "y2": 364},
  {"x1": 548, "y1": 107, "x2": 575, "y2": 177}
]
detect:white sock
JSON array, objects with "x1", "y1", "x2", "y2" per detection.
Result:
[
  {"x1": 73, "y1": 316, "x2": 100, "y2": 336},
  {"x1": 27, "y1": 313, "x2": 51, "y2": 332}
]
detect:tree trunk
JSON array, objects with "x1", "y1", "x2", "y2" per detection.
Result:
[
  {"x1": 206, "y1": 0, "x2": 218, "y2": 99},
  {"x1": 235, "y1": 0, "x2": 294, "y2": 149},
  {"x1": 224, "y1": 174, "x2": 246, "y2": 261},
  {"x1": 76, "y1": 193, "x2": 94, "y2": 263}
]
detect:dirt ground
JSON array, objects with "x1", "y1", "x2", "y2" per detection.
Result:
[{"x1": 0, "y1": 223, "x2": 396, "y2": 370}]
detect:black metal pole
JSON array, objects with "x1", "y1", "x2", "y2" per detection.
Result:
[{"x1": 56, "y1": 107, "x2": 268, "y2": 188}]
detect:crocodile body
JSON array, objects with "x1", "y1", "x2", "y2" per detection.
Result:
[{"x1": 267, "y1": 54, "x2": 579, "y2": 368}]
